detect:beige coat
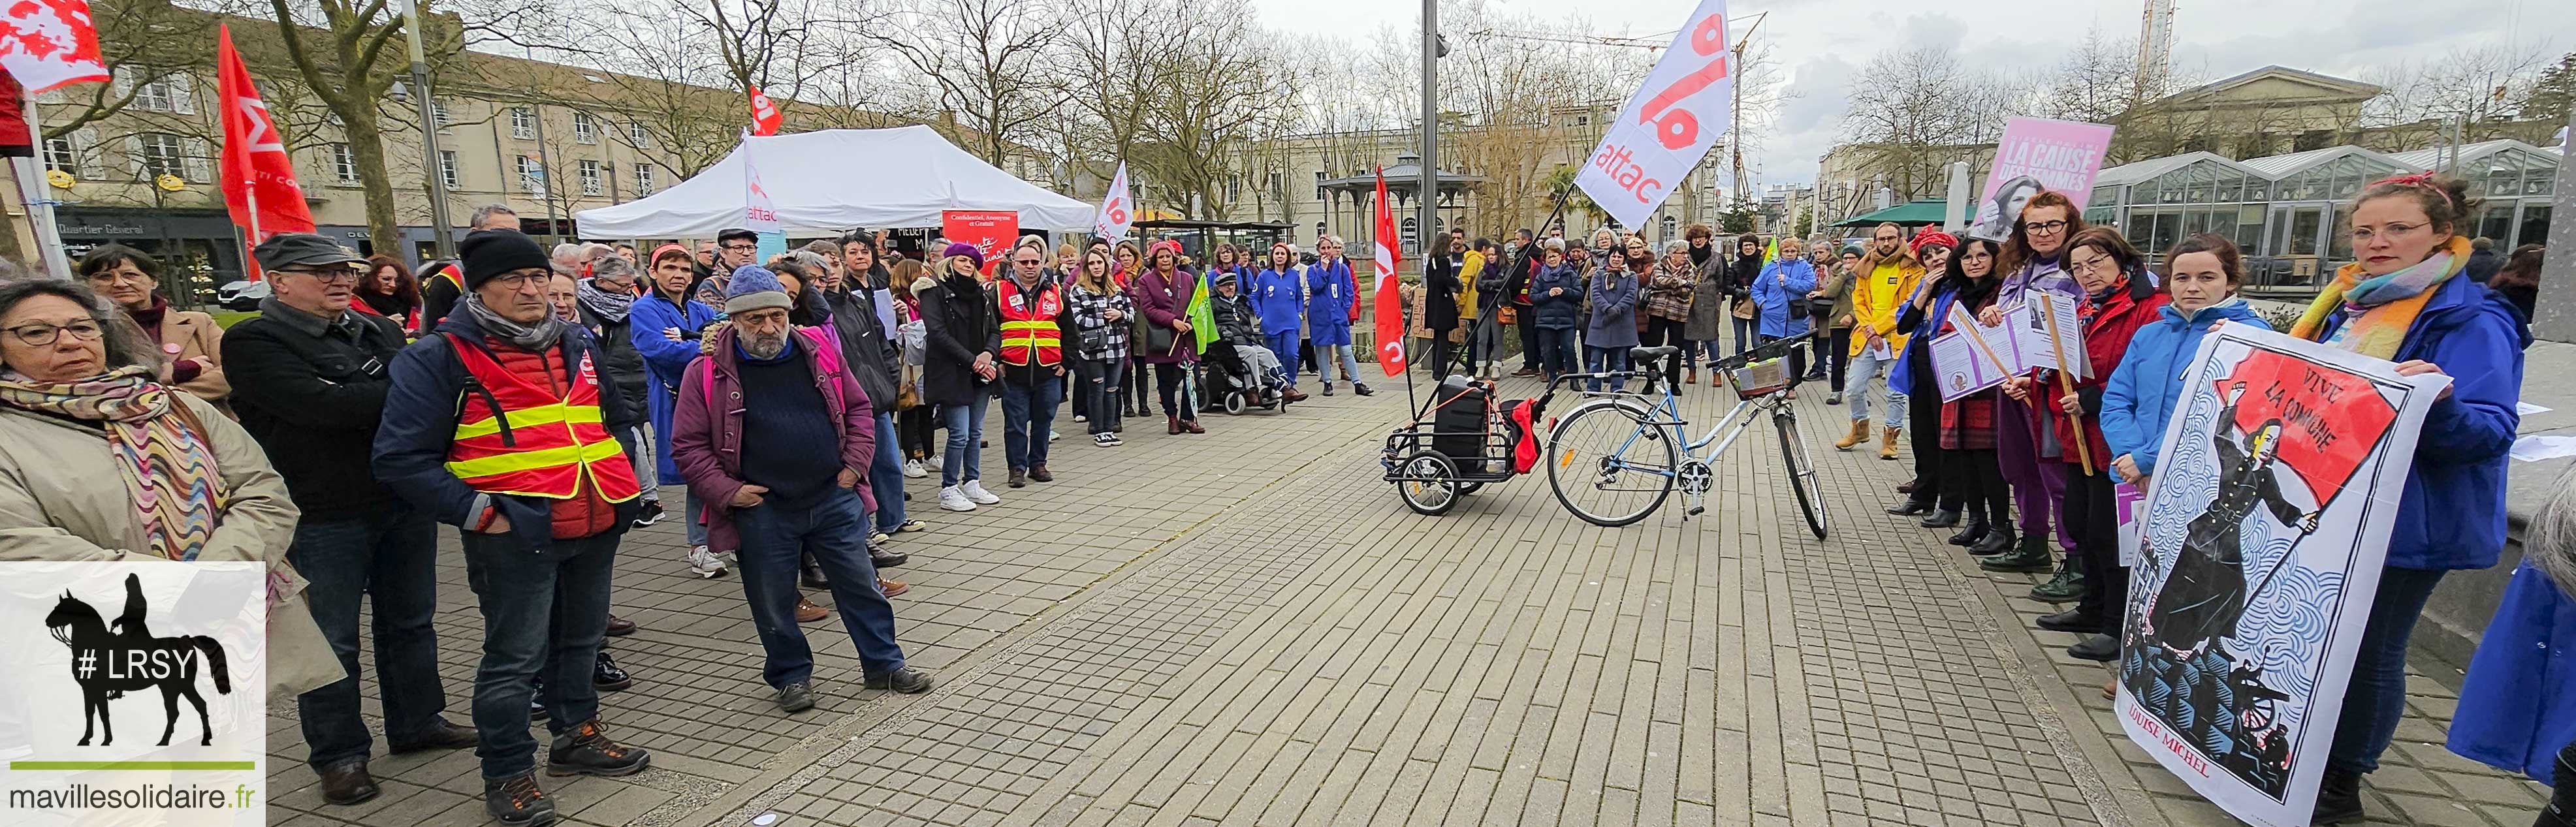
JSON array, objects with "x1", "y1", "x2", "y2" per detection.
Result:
[
  {"x1": 157, "y1": 309, "x2": 231, "y2": 402},
  {"x1": 0, "y1": 394, "x2": 340, "y2": 697}
]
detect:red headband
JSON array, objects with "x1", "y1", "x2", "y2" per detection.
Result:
[{"x1": 2370, "y1": 172, "x2": 2455, "y2": 209}]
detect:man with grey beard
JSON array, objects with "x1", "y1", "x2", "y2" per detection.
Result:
[{"x1": 671, "y1": 265, "x2": 932, "y2": 713}]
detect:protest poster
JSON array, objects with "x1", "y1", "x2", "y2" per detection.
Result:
[
  {"x1": 2116, "y1": 323, "x2": 2449, "y2": 827},
  {"x1": 2022, "y1": 292, "x2": 2089, "y2": 381},
  {"x1": 940, "y1": 210, "x2": 1018, "y2": 277},
  {"x1": 2115, "y1": 480, "x2": 2146, "y2": 567},
  {"x1": 1966, "y1": 117, "x2": 2116, "y2": 242},
  {"x1": 1573, "y1": 0, "x2": 1732, "y2": 229},
  {"x1": 1930, "y1": 328, "x2": 2009, "y2": 402}
]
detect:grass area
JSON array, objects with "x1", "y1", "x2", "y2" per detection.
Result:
[{"x1": 210, "y1": 310, "x2": 258, "y2": 329}]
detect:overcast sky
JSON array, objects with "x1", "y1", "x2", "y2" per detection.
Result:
[{"x1": 1248, "y1": 0, "x2": 2575, "y2": 187}]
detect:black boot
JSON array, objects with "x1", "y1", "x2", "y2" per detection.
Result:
[
  {"x1": 801, "y1": 557, "x2": 829, "y2": 589},
  {"x1": 592, "y1": 651, "x2": 631, "y2": 692},
  {"x1": 2540, "y1": 743, "x2": 2576, "y2": 827},
  {"x1": 1979, "y1": 533, "x2": 2054, "y2": 571},
  {"x1": 1947, "y1": 512, "x2": 1988, "y2": 546},
  {"x1": 1886, "y1": 497, "x2": 1935, "y2": 516},
  {"x1": 1968, "y1": 522, "x2": 2018, "y2": 556},
  {"x1": 1920, "y1": 508, "x2": 1962, "y2": 528},
  {"x1": 2312, "y1": 768, "x2": 2364, "y2": 824}
]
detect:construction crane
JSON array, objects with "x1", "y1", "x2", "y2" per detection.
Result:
[{"x1": 2137, "y1": 0, "x2": 2176, "y2": 101}]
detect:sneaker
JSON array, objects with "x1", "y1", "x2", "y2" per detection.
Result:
[
  {"x1": 895, "y1": 519, "x2": 927, "y2": 533},
  {"x1": 868, "y1": 531, "x2": 892, "y2": 544},
  {"x1": 528, "y1": 694, "x2": 549, "y2": 722},
  {"x1": 864, "y1": 666, "x2": 936, "y2": 694},
  {"x1": 902, "y1": 459, "x2": 927, "y2": 478},
  {"x1": 545, "y1": 719, "x2": 650, "y2": 777},
  {"x1": 686, "y1": 546, "x2": 728, "y2": 578},
  {"x1": 961, "y1": 480, "x2": 1000, "y2": 505},
  {"x1": 1321, "y1": 383, "x2": 1335, "y2": 396},
  {"x1": 1049, "y1": 429, "x2": 1060, "y2": 442},
  {"x1": 1352, "y1": 382, "x2": 1374, "y2": 396},
  {"x1": 1103, "y1": 432, "x2": 1124, "y2": 446},
  {"x1": 483, "y1": 773, "x2": 556, "y2": 826},
  {"x1": 776, "y1": 681, "x2": 815, "y2": 713},
  {"x1": 592, "y1": 652, "x2": 631, "y2": 692},
  {"x1": 1093, "y1": 433, "x2": 1118, "y2": 446},
  {"x1": 939, "y1": 486, "x2": 977, "y2": 512},
  {"x1": 1073, "y1": 414, "x2": 1088, "y2": 423},
  {"x1": 629, "y1": 500, "x2": 665, "y2": 528}
]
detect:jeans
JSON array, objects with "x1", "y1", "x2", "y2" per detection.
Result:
[
  {"x1": 290, "y1": 506, "x2": 449, "y2": 768},
  {"x1": 1813, "y1": 326, "x2": 1850, "y2": 388},
  {"x1": 1470, "y1": 319, "x2": 1503, "y2": 369},
  {"x1": 460, "y1": 528, "x2": 621, "y2": 780},
  {"x1": 2328, "y1": 566, "x2": 2450, "y2": 775},
  {"x1": 1732, "y1": 314, "x2": 1758, "y2": 356},
  {"x1": 1154, "y1": 362, "x2": 1198, "y2": 420},
  {"x1": 732, "y1": 488, "x2": 906, "y2": 686},
  {"x1": 1536, "y1": 327, "x2": 1579, "y2": 379},
  {"x1": 868, "y1": 411, "x2": 906, "y2": 532},
  {"x1": 1583, "y1": 345, "x2": 1630, "y2": 392},
  {"x1": 940, "y1": 394, "x2": 989, "y2": 486},
  {"x1": 1076, "y1": 357, "x2": 1122, "y2": 435},
  {"x1": 1264, "y1": 331, "x2": 1300, "y2": 388},
  {"x1": 685, "y1": 490, "x2": 710, "y2": 547},
  {"x1": 1317, "y1": 343, "x2": 1363, "y2": 386},
  {"x1": 1845, "y1": 345, "x2": 1906, "y2": 430},
  {"x1": 998, "y1": 374, "x2": 1061, "y2": 471},
  {"x1": 624, "y1": 424, "x2": 658, "y2": 503}
]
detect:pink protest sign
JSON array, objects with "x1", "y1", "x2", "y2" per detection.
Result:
[{"x1": 1965, "y1": 117, "x2": 2116, "y2": 242}]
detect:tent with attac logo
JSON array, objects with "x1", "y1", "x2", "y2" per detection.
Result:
[{"x1": 572, "y1": 125, "x2": 1094, "y2": 237}]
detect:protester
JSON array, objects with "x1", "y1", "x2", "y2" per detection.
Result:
[
  {"x1": 2100, "y1": 233, "x2": 2268, "y2": 499},
  {"x1": 631, "y1": 244, "x2": 727, "y2": 578},
  {"x1": 1208, "y1": 270, "x2": 1292, "y2": 405},
  {"x1": 1528, "y1": 239, "x2": 1582, "y2": 382},
  {"x1": 891, "y1": 259, "x2": 940, "y2": 474},
  {"x1": 1253, "y1": 242, "x2": 1307, "y2": 392},
  {"x1": 1583, "y1": 238, "x2": 1644, "y2": 392},
  {"x1": 1727, "y1": 235, "x2": 1770, "y2": 357},
  {"x1": 1643, "y1": 239, "x2": 1698, "y2": 386},
  {"x1": 357, "y1": 255, "x2": 424, "y2": 332},
  {"x1": 825, "y1": 230, "x2": 926, "y2": 543},
  {"x1": 421, "y1": 204, "x2": 520, "y2": 327},
  {"x1": 373, "y1": 229, "x2": 652, "y2": 826},
  {"x1": 1982, "y1": 191, "x2": 2089, "y2": 574},
  {"x1": 1888, "y1": 232, "x2": 1960, "y2": 520},
  {"x1": 1915, "y1": 238, "x2": 2014, "y2": 553},
  {"x1": 1467, "y1": 238, "x2": 1506, "y2": 379},
  {"x1": 2281, "y1": 173, "x2": 2525, "y2": 824},
  {"x1": 2492, "y1": 243, "x2": 2543, "y2": 321},
  {"x1": 1424, "y1": 233, "x2": 1463, "y2": 375},
  {"x1": 2466, "y1": 236, "x2": 2504, "y2": 283},
  {"x1": 568, "y1": 256, "x2": 661, "y2": 529},
  {"x1": 991, "y1": 240, "x2": 1065, "y2": 488},
  {"x1": 78, "y1": 244, "x2": 228, "y2": 404},
  {"x1": 671, "y1": 265, "x2": 932, "y2": 714},
  {"x1": 546, "y1": 270, "x2": 579, "y2": 322},
  {"x1": 1136, "y1": 239, "x2": 1207, "y2": 433},
  {"x1": 1115, "y1": 240, "x2": 1151, "y2": 418},
  {"x1": 2012, "y1": 228, "x2": 2166, "y2": 657},
  {"x1": 1510, "y1": 228, "x2": 1542, "y2": 377},
  {"x1": 919, "y1": 243, "x2": 1005, "y2": 510},
  {"x1": 1837, "y1": 223, "x2": 1925, "y2": 460},
  {"x1": 1068, "y1": 246, "x2": 1135, "y2": 446},
  {"x1": 2449, "y1": 446, "x2": 2576, "y2": 811},
  {"x1": 1810, "y1": 245, "x2": 1858, "y2": 394},
  {"x1": 1305, "y1": 236, "x2": 1371, "y2": 396},
  {"x1": 697, "y1": 228, "x2": 761, "y2": 308},
  {"x1": 1753, "y1": 236, "x2": 1818, "y2": 398}
]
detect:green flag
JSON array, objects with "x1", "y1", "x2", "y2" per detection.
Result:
[{"x1": 1186, "y1": 271, "x2": 1219, "y2": 353}]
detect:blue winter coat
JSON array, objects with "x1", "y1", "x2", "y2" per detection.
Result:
[
  {"x1": 628, "y1": 290, "x2": 720, "y2": 485},
  {"x1": 1889, "y1": 275, "x2": 1943, "y2": 394},
  {"x1": 1305, "y1": 258, "x2": 1357, "y2": 345},
  {"x1": 1528, "y1": 262, "x2": 1583, "y2": 330},
  {"x1": 1585, "y1": 270, "x2": 1642, "y2": 348},
  {"x1": 2097, "y1": 298, "x2": 2267, "y2": 478},
  {"x1": 1252, "y1": 266, "x2": 1305, "y2": 335},
  {"x1": 2306, "y1": 272, "x2": 2525, "y2": 570},
  {"x1": 2449, "y1": 561, "x2": 2576, "y2": 782},
  {"x1": 1752, "y1": 258, "x2": 1817, "y2": 338}
]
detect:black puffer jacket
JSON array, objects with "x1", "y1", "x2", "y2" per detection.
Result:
[
  {"x1": 1213, "y1": 291, "x2": 1262, "y2": 345},
  {"x1": 821, "y1": 279, "x2": 901, "y2": 411},
  {"x1": 917, "y1": 271, "x2": 994, "y2": 407},
  {"x1": 577, "y1": 302, "x2": 648, "y2": 412}
]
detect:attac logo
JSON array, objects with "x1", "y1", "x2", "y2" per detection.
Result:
[{"x1": 42, "y1": 574, "x2": 233, "y2": 747}]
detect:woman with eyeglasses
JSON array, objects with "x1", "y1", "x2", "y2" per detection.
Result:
[
  {"x1": 1974, "y1": 190, "x2": 2089, "y2": 574},
  {"x1": 2280, "y1": 173, "x2": 2522, "y2": 826},
  {"x1": 357, "y1": 255, "x2": 423, "y2": 333},
  {"x1": 1917, "y1": 238, "x2": 2014, "y2": 554},
  {"x1": 78, "y1": 244, "x2": 229, "y2": 405}
]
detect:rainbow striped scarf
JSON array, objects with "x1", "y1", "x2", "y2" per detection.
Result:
[
  {"x1": 0, "y1": 366, "x2": 222, "y2": 559},
  {"x1": 2289, "y1": 235, "x2": 2470, "y2": 360}
]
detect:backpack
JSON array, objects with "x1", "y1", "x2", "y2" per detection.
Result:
[{"x1": 699, "y1": 327, "x2": 843, "y2": 410}]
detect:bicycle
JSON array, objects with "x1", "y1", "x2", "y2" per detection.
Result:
[{"x1": 1542, "y1": 337, "x2": 1829, "y2": 537}]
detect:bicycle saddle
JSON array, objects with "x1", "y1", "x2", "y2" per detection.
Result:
[{"x1": 1629, "y1": 345, "x2": 1679, "y2": 360}]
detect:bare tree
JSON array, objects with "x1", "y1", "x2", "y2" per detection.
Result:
[
  {"x1": 1837, "y1": 46, "x2": 2011, "y2": 203},
  {"x1": 2362, "y1": 42, "x2": 2560, "y2": 140},
  {"x1": 870, "y1": 0, "x2": 1065, "y2": 166}
]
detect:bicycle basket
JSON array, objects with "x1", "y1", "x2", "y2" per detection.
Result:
[{"x1": 1725, "y1": 354, "x2": 1791, "y2": 400}]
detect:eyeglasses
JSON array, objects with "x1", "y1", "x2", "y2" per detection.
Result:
[
  {"x1": 2349, "y1": 222, "x2": 2426, "y2": 245},
  {"x1": 84, "y1": 269, "x2": 152, "y2": 285},
  {"x1": 2024, "y1": 220, "x2": 2070, "y2": 234},
  {"x1": 485, "y1": 271, "x2": 551, "y2": 288},
  {"x1": 276, "y1": 266, "x2": 362, "y2": 283},
  {"x1": 1013, "y1": 258, "x2": 1043, "y2": 266},
  {"x1": 720, "y1": 243, "x2": 759, "y2": 253},
  {"x1": 5, "y1": 318, "x2": 105, "y2": 346},
  {"x1": 2068, "y1": 253, "x2": 2116, "y2": 273}
]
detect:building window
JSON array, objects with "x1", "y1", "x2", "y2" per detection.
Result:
[
  {"x1": 130, "y1": 74, "x2": 194, "y2": 114},
  {"x1": 431, "y1": 100, "x2": 451, "y2": 126},
  {"x1": 43, "y1": 136, "x2": 77, "y2": 174},
  {"x1": 133, "y1": 133, "x2": 188, "y2": 179},
  {"x1": 439, "y1": 150, "x2": 459, "y2": 189},
  {"x1": 579, "y1": 159, "x2": 602, "y2": 196},
  {"x1": 332, "y1": 144, "x2": 357, "y2": 183},
  {"x1": 511, "y1": 107, "x2": 535, "y2": 140},
  {"x1": 573, "y1": 112, "x2": 597, "y2": 144},
  {"x1": 633, "y1": 163, "x2": 656, "y2": 195},
  {"x1": 517, "y1": 155, "x2": 545, "y2": 193},
  {"x1": 1314, "y1": 170, "x2": 1326, "y2": 198},
  {"x1": 626, "y1": 122, "x2": 650, "y2": 148},
  {"x1": 1314, "y1": 221, "x2": 1326, "y2": 242},
  {"x1": 1401, "y1": 216, "x2": 1418, "y2": 251}
]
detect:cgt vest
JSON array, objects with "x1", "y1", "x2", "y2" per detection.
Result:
[
  {"x1": 994, "y1": 278, "x2": 1063, "y2": 367},
  {"x1": 441, "y1": 334, "x2": 643, "y2": 503}
]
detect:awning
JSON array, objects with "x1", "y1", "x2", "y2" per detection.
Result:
[
  {"x1": 573, "y1": 125, "x2": 1095, "y2": 237},
  {"x1": 1830, "y1": 200, "x2": 1950, "y2": 226}
]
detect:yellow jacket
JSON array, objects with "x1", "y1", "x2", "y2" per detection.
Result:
[
  {"x1": 1849, "y1": 259, "x2": 1926, "y2": 358},
  {"x1": 1459, "y1": 249, "x2": 1484, "y2": 320}
]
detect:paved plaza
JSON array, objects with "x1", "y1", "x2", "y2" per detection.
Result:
[{"x1": 265, "y1": 375, "x2": 2539, "y2": 827}]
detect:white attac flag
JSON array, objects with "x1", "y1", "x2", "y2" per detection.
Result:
[
  {"x1": 1094, "y1": 161, "x2": 1135, "y2": 242},
  {"x1": 742, "y1": 130, "x2": 782, "y2": 236},
  {"x1": 1573, "y1": 0, "x2": 1734, "y2": 230}
]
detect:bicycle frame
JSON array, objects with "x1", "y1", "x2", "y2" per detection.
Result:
[{"x1": 1549, "y1": 338, "x2": 1809, "y2": 516}]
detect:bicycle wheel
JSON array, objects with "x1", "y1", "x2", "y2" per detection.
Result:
[
  {"x1": 1774, "y1": 409, "x2": 1829, "y2": 539},
  {"x1": 1546, "y1": 399, "x2": 1678, "y2": 527},
  {"x1": 1395, "y1": 450, "x2": 1461, "y2": 516}
]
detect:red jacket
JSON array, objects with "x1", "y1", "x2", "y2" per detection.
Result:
[
  {"x1": 480, "y1": 343, "x2": 629, "y2": 539},
  {"x1": 2045, "y1": 274, "x2": 2167, "y2": 467}
]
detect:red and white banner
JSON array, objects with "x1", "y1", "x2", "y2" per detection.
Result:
[
  {"x1": 216, "y1": 23, "x2": 315, "y2": 249},
  {"x1": 942, "y1": 210, "x2": 1017, "y2": 276},
  {"x1": 740, "y1": 129, "x2": 781, "y2": 235},
  {"x1": 1371, "y1": 168, "x2": 1405, "y2": 377},
  {"x1": 0, "y1": 0, "x2": 109, "y2": 95},
  {"x1": 1093, "y1": 161, "x2": 1134, "y2": 242},
  {"x1": 748, "y1": 85, "x2": 782, "y2": 136},
  {"x1": 1574, "y1": 0, "x2": 1732, "y2": 230}
]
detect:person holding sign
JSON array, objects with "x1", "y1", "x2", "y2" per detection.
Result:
[
  {"x1": 2011, "y1": 229, "x2": 2165, "y2": 653},
  {"x1": 2283, "y1": 174, "x2": 2525, "y2": 825},
  {"x1": 1888, "y1": 232, "x2": 1959, "y2": 519},
  {"x1": 1837, "y1": 223, "x2": 1925, "y2": 460},
  {"x1": 1919, "y1": 238, "x2": 2016, "y2": 554},
  {"x1": 1982, "y1": 192, "x2": 2088, "y2": 572}
]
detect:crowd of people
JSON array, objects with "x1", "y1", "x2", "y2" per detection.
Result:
[{"x1": 0, "y1": 168, "x2": 2560, "y2": 827}]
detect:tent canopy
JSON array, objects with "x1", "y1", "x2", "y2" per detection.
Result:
[
  {"x1": 1830, "y1": 200, "x2": 1950, "y2": 226},
  {"x1": 573, "y1": 125, "x2": 1094, "y2": 238}
]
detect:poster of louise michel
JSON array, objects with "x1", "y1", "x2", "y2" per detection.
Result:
[{"x1": 2115, "y1": 323, "x2": 2449, "y2": 827}]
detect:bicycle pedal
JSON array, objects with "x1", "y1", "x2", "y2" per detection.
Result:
[{"x1": 1687, "y1": 505, "x2": 1706, "y2": 517}]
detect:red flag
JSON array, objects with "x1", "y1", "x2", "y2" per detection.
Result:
[
  {"x1": 748, "y1": 85, "x2": 782, "y2": 136},
  {"x1": 0, "y1": 0, "x2": 110, "y2": 95},
  {"x1": 1371, "y1": 167, "x2": 1406, "y2": 377},
  {"x1": 2210, "y1": 350, "x2": 2398, "y2": 507},
  {"x1": 215, "y1": 24, "x2": 314, "y2": 243}
]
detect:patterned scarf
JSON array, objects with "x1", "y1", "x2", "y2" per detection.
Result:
[
  {"x1": 576, "y1": 277, "x2": 639, "y2": 324},
  {"x1": 0, "y1": 366, "x2": 221, "y2": 559},
  {"x1": 2290, "y1": 235, "x2": 2470, "y2": 360}
]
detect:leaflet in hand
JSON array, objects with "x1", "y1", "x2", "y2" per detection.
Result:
[{"x1": 1928, "y1": 299, "x2": 2088, "y2": 401}]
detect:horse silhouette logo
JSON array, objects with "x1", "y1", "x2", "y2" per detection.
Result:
[{"x1": 41, "y1": 573, "x2": 232, "y2": 746}]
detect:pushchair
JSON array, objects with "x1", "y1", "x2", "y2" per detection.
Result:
[{"x1": 1205, "y1": 341, "x2": 1294, "y2": 414}]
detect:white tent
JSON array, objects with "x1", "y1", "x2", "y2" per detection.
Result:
[{"x1": 573, "y1": 125, "x2": 1092, "y2": 237}]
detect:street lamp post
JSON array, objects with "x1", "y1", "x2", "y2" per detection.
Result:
[
  {"x1": 400, "y1": 0, "x2": 456, "y2": 259},
  {"x1": 1418, "y1": 0, "x2": 1438, "y2": 262}
]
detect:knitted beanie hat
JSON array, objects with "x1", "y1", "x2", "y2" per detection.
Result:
[{"x1": 724, "y1": 264, "x2": 792, "y2": 314}]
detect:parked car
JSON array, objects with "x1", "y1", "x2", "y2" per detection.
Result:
[{"x1": 215, "y1": 279, "x2": 269, "y2": 311}]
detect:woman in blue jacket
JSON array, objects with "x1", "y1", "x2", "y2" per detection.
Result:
[
  {"x1": 1582, "y1": 236, "x2": 1644, "y2": 392},
  {"x1": 1304, "y1": 236, "x2": 1371, "y2": 396},
  {"x1": 2097, "y1": 234, "x2": 2270, "y2": 485},
  {"x1": 629, "y1": 243, "x2": 723, "y2": 561},
  {"x1": 2283, "y1": 174, "x2": 2522, "y2": 825},
  {"x1": 1252, "y1": 242, "x2": 1306, "y2": 392},
  {"x1": 1751, "y1": 236, "x2": 1817, "y2": 397},
  {"x1": 1527, "y1": 239, "x2": 1583, "y2": 382}
]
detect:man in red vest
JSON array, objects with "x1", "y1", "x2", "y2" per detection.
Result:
[
  {"x1": 419, "y1": 203, "x2": 522, "y2": 328},
  {"x1": 374, "y1": 228, "x2": 649, "y2": 827},
  {"x1": 990, "y1": 238, "x2": 1066, "y2": 488}
]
